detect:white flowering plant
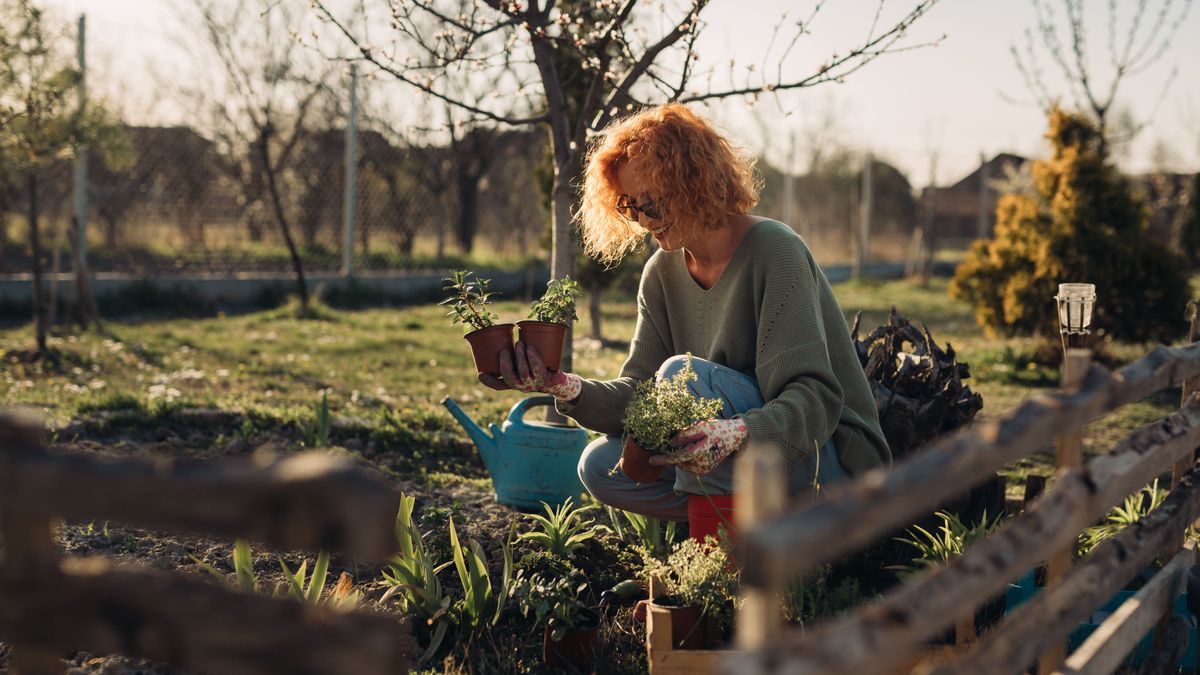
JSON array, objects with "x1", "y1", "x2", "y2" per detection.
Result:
[
  {"x1": 621, "y1": 354, "x2": 723, "y2": 455},
  {"x1": 643, "y1": 536, "x2": 740, "y2": 632}
]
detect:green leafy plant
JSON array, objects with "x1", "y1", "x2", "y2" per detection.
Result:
[
  {"x1": 782, "y1": 564, "x2": 864, "y2": 626},
  {"x1": 440, "y1": 270, "x2": 500, "y2": 332},
  {"x1": 622, "y1": 354, "x2": 724, "y2": 455},
  {"x1": 192, "y1": 539, "x2": 259, "y2": 593},
  {"x1": 520, "y1": 497, "x2": 608, "y2": 558},
  {"x1": 643, "y1": 536, "x2": 740, "y2": 633},
  {"x1": 301, "y1": 389, "x2": 331, "y2": 448},
  {"x1": 1078, "y1": 480, "x2": 1168, "y2": 557},
  {"x1": 381, "y1": 494, "x2": 453, "y2": 662},
  {"x1": 890, "y1": 510, "x2": 1006, "y2": 580},
  {"x1": 606, "y1": 505, "x2": 678, "y2": 559},
  {"x1": 511, "y1": 567, "x2": 596, "y2": 641},
  {"x1": 280, "y1": 550, "x2": 331, "y2": 604},
  {"x1": 529, "y1": 276, "x2": 582, "y2": 325},
  {"x1": 447, "y1": 515, "x2": 515, "y2": 633}
]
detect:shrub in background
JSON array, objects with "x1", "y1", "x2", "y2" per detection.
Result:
[{"x1": 951, "y1": 107, "x2": 1188, "y2": 343}]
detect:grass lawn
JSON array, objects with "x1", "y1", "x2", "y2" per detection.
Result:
[{"x1": 1, "y1": 275, "x2": 1195, "y2": 673}]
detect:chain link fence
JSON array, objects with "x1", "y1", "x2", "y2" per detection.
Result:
[{"x1": 0, "y1": 72, "x2": 549, "y2": 280}]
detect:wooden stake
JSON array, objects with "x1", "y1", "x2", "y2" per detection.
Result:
[
  {"x1": 735, "y1": 443, "x2": 787, "y2": 650},
  {"x1": 1039, "y1": 348, "x2": 1091, "y2": 675}
]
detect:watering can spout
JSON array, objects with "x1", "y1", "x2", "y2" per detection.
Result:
[{"x1": 441, "y1": 396, "x2": 501, "y2": 467}]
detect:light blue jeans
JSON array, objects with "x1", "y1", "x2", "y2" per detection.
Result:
[{"x1": 576, "y1": 355, "x2": 848, "y2": 521}]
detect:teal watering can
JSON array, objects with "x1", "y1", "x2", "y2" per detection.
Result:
[{"x1": 442, "y1": 395, "x2": 589, "y2": 510}]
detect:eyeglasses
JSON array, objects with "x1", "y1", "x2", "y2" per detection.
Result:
[{"x1": 615, "y1": 194, "x2": 663, "y2": 222}]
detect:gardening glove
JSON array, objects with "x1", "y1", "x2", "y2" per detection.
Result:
[
  {"x1": 487, "y1": 341, "x2": 582, "y2": 401},
  {"x1": 648, "y1": 418, "x2": 749, "y2": 475}
]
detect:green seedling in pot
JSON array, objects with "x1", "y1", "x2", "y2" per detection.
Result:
[{"x1": 441, "y1": 270, "x2": 500, "y2": 331}]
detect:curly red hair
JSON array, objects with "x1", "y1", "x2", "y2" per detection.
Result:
[{"x1": 577, "y1": 104, "x2": 760, "y2": 265}]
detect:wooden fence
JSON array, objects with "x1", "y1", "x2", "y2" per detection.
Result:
[
  {"x1": 717, "y1": 303, "x2": 1200, "y2": 675},
  {"x1": 0, "y1": 413, "x2": 415, "y2": 675}
]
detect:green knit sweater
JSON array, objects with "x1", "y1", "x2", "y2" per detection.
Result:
[{"x1": 557, "y1": 219, "x2": 891, "y2": 475}]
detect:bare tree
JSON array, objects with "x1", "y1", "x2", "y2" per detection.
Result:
[
  {"x1": 176, "y1": 0, "x2": 334, "y2": 311},
  {"x1": 1012, "y1": 0, "x2": 1193, "y2": 157},
  {"x1": 306, "y1": 0, "x2": 943, "y2": 372}
]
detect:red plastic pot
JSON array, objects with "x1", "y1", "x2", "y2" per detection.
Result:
[
  {"x1": 687, "y1": 494, "x2": 737, "y2": 543},
  {"x1": 543, "y1": 608, "x2": 600, "y2": 668},
  {"x1": 620, "y1": 436, "x2": 665, "y2": 484},
  {"x1": 464, "y1": 323, "x2": 515, "y2": 384},
  {"x1": 517, "y1": 320, "x2": 568, "y2": 371}
]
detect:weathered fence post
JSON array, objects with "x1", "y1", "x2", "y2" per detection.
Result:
[
  {"x1": 735, "y1": 442, "x2": 787, "y2": 650},
  {"x1": 1038, "y1": 347, "x2": 1091, "y2": 674},
  {"x1": 0, "y1": 416, "x2": 63, "y2": 675}
]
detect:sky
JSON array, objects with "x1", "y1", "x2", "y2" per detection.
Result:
[{"x1": 35, "y1": 0, "x2": 1200, "y2": 187}]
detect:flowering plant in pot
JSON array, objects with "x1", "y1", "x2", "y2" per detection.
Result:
[
  {"x1": 643, "y1": 536, "x2": 740, "y2": 649},
  {"x1": 519, "y1": 276, "x2": 582, "y2": 371},
  {"x1": 511, "y1": 567, "x2": 600, "y2": 668},
  {"x1": 441, "y1": 270, "x2": 514, "y2": 384},
  {"x1": 618, "y1": 355, "x2": 723, "y2": 483}
]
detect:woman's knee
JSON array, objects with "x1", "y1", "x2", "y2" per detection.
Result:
[
  {"x1": 577, "y1": 435, "x2": 621, "y2": 491},
  {"x1": 656, "y1": 353, "x2": 718, "y2": 380}
]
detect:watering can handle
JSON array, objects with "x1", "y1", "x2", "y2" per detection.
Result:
[{"x1": 507, "y1": 395, "x2": 557, "y2": 425}]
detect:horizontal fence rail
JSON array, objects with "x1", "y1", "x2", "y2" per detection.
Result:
[
  {"x1": 740, "y1": 341, "x2": 1200, "y2": 589},
  {"x1": 0, "y1": 412, "x2": 415, "y2": 675},
  {"x1": 726, "y1": 304, "x2": 1200, "y2": 675}
]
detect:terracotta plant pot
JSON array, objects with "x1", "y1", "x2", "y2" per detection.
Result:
[
  {"x1": 620, "y1": 436, "x2": 665, "y2": 484},
  {"x1": 464, "y1": 323, "x2": 515, "y2": 384},
  {"x1": 543, "y1": 607, "x2": 600, "y2": 668},
  {"x1": 650, "y1": 597, "x2": 707, "y2": 650},
  {"x1": 517, "y1": 320, "x2": 568, "y2": 371}
]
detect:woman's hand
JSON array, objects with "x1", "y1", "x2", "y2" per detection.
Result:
[
  {"x1": 649, "y1": 418, "x2": 749, "y2": 474},
  {"x1": 480, "y1": 341, "x2": 582, "y2": 401}
]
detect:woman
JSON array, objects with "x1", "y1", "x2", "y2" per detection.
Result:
[{"x1": 483, "y1": 104, "x2": 890, "y2": 525}]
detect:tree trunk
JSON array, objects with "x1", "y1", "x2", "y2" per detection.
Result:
[
  {"x1": 454, "y1": 174, "x2": 478, "y2": 254},
  {"x1": 259, "y1": 133, "x2": 309, "y2": 310},
  {"x1": 588, "y1": 279, "x2": 603, "y2": 340},
  {"x1": 551, "y1": 159, "x2": 578, "y2": 374},
  {"x1": 70, "y1": 216, "x2": 101, "y2": 332},
  {"x1": 28, "y1": 172, "x2": 48, "y2": 355}
]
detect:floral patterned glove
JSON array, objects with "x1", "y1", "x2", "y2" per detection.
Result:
[
  {"x1": 495, "y1": 342, "x2": 583, "y2": 401},
  {"x1": 649, "y1": 418, "x2": 749, "y2": 475}
]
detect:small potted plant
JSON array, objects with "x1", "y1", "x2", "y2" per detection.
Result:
[
  {"x1": 619, "y1": 355, "x2": 724, "y2": 483},
  {"x1": 441, "y1": 270, "x2": 514, "y2": 383},
  {"x1": 644, "y1": 536, "x2": 740, "y2": 650},
  {"x1": 519, "y1": 276, "x2": 582, "y2": 371},
  {"x1": 511, "y1": 568, "x2": 601, "y2": 668}
]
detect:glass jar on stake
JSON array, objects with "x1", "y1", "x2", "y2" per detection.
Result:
[{"x1": 1055, "y1": 283, "x2": 1096, "y2": 356}]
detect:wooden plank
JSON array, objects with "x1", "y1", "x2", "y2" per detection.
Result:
[
  {"x1": 0, "y1": 447, "x2": 400, "y2": 561},
  {"x1": 924, "y1": 474, "x2": 1200, "y2": 675},
  {"x1": 1048, "y1": 547, "x2": 1192, "y2": 675},
  {"x1": 722, "y1": 403, "x2": 1200, "y2": 675},
  {"x1": 741, "y1": 341, "x2": 1200, "y2": 589},
  {"x1": 0, "y1": 557, "x2": 416, "y2": 675},
  {"x1": 735, "y1": 443, "x2": 787, "y2": 650},
  {"x1": 1041, "y1": 349, "x2": 1091, "y2": 674},
  {"x1": 1, "y1": 416, "x2": 65, "y2": 675},
  {"x1": 653, "y1": 649, "x2": 723, "y2": 674}
]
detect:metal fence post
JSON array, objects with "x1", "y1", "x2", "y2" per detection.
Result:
[
  {"x1": 342, "y1": 63, "x2": 358, "y2": 278},
  {"x1": 73, "y1": 15, "x2": 87, "y2": 268}
]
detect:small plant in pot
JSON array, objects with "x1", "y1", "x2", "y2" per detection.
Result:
[
  {"x1": 519, "y1": 276, "x2": 582, "y2": 371},
  {"x1": 441, "y1": 270, "x2": 514, "y2": 385},
  {"x1": 511, "y1": 567, "x2": 601, "y2": 668},
  {"x1": 643, "y1": 536, "x2": 740, "y2": 649},
  {"x1": 619, "y1": 354, "x2": 724, "y2": 483}
]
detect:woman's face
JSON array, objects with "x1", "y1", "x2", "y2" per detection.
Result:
[{"x1": 615, "y1": 160, "x2": 683, "y2": 251}]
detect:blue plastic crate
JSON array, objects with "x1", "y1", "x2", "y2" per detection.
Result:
[{"x1": 1005, "y1": 571, "x2": 1198, "y2": 670}]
